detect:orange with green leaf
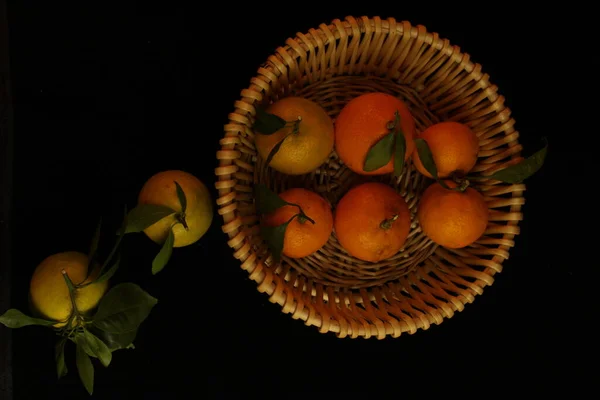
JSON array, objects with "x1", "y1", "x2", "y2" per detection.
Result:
[
  {"x1": 414, "y1": 127, "x2": 548, "y2": 248},
  {"x1": 255, "y1": 184, "x2": 333, "y2": 261},
  {"x1": 334, "y1": 92, "x2": 416, "y2": 177},
  {"x1": 253, "y1": 97, "x2": 334, "y2": 175},
  {"x1": 125, "y1": 169, "x2": 214, "y2": 274},
  {"x1": 0, "y1": 214, "x2": 158, "y2": 395}
]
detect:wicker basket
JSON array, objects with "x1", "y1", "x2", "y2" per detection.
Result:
[{"x1": 215, "y1": 16, "x2": 524, "y2": 339}]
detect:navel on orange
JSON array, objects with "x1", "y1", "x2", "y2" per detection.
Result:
[
  {"x1": 334, "y1": 182, "x2": 411, "y2": 263},
  {"x1": 413, "y1": 121, "x2": 480, "y2": 179},
  {"x1": 334, "y1": 92, "x2": 416, "y2": 176},
  {"x1": 262, "y1": 188, "x2": 333, "y2": 259},
  {"x1": 417, "y1": 180, "x2": 489, "y2": 249}
]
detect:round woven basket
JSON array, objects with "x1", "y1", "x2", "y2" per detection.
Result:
[{"x1": 215, "y1": 16, "x2": 524, "y2": 339}]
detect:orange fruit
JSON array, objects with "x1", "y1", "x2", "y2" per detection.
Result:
[
  {"x1": 262, "y1": 188, "x2": 333, "y2": 258},
  {"x1": 138, "y1": 170, "x2": 213, "y2": 248},
  {"x1": 334, "y1": 92, "x2": 416, "y2": 176},
  {"x1": 413, "y1": 121, "x2": 480, "y2": 179},
  {"x1": 29, "y1": 251, "x2": 108, "y2": 328},
  {"x1": 334, "y1": 182, "x2": 411, "y2": 263},
  {"x1": 417, "y1": 180, "x2": 489, "y2": 249},
  {"x1": 254, "y1": 97, "x2": 334, "y2": 175}
]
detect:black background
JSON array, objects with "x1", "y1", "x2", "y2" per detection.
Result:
[{"x1": 1, "y1": 2, "x2": 598, "y2": 399}]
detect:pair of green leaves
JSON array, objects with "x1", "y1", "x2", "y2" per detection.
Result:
[
  {"x1": 0, "y1": 283, "x2": 157, "y2": 395},
  {"x1": 252, "y1": 106, "x2": 301, "y2": 167},
  {"x1": 416, "y1": 135, "x2": 548, "y2": 185},
  {"x1": 124, "y1": 180, "x2": 188, "y2": 275},
  {"x1": 254, "y1": 183, "x2": 314, "y2": 263},
  {"x1": 363, "y1": 111, "x2": 407, "y2": 177}
]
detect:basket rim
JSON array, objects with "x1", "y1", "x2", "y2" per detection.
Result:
[{"x1": 215, "y1": 15, "x2": 525, "y2": 339}]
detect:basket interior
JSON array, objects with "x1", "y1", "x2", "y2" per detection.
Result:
[{"x1": 216, "y1": 16, "x2": 525, "y2": 338}]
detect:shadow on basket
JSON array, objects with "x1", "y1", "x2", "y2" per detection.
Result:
[{"x1": 215, "y1": 16, "x2": 547, "y2": 339}]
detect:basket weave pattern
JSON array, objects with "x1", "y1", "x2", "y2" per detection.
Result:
[{"x1": 216, "y1": 16, "x2": 524, "y2": 339}]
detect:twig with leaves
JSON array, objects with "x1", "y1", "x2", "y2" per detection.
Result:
[
  {"x1": 363, "y1": 110, "x2": 407, "y2": 177},
  {"x1": 253, "y1": 106, "x2": 303, "y2": 166}
]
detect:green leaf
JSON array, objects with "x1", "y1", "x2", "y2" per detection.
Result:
[
  {"x1": 174, "y1": 181, "x2": 187, "y2": 213},
  {"x1": 253, "y1": 107, "x2": 287, "y2": 135},
  {"x1": 89, "y1": 327, "x2": 138, "y2": 352},
  {"x1": 124, "y1": 204, "x2": 176, "y2": 234},
  {"x1": 415, "y1": 138, "x2": 439, "y2": 179},
  {"x1": 82, "y1": 329, "x2": 112, "y2": 367},
  {"x1": 76, "y1": 343, "x2": 94, "y2": 396},
  {"x1": 55, "y1": 338, "x2": 68, "y2": 379},
  {"x1": 363, "y1": 132, "x2": 395, "y2": 172},
  {"x1": 0, "y1": 308, "x2": 56, "y2": 328},
  {"x1": 488, "y1": 138, "x2": 548, "y2": 183},
  {"x1": 94, "y1": 255, "x2": 120, "y2": 285},
  {"x1": 92, "y1": 283, "x2": 158, "y2": 334},
  {"x1": 152, "y1": 227, "x2": 174, "y2": 275},
  {"x1": 265, "y1": 135, "x2": 288, "y2": 167},
  {"x1": 260, "y1": 219, "x2": 293, "y2": 263},
  {"x1": 254, "y1": 183, "x2": 289, "y2": 215},
  {"x1": 394, "y1": 128, "x2": 406, "y2": 178}
]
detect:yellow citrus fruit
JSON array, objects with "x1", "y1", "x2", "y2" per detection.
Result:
[
  {"x1": 413, "y1": 121, "x2": 480, "y2": 179},
  {"x1": 334, "y1": 92, "x2": 416, "y2": 176},
  {"x1": 138, "y1": 170, "x2": 213, "y2": 248},
  {"x1": 334, "y1": 182, "x2": 412, "y2": 262},
  {"x1": 417, "y1": 180, "x2": 489, "y2": 249},
  {"x1": 29, "y1": 251, "x2": 108, "y2": 328},
  {"x1": 254, "y1": 96, "x2": 334, "y2": 175}
]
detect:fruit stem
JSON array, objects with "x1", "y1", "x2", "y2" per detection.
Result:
[
  {"x1": 176, "y1": 212, "x2": 189, "y2": 230},
  {"x1": 62, "y1": 270, "x2": 83, "y2": 327},
  {"x1": 380, "y1": 214, "x2": 399, "y2": 230},
  {"x1": 456, "y1": 179, "x2": 470, "y2": 192},
  {"x1": 291, "y1": 116, "x2": 302, "y2": 135}
]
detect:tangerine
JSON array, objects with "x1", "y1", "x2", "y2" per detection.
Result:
[
  {"x1": 254, "y1": 97, "x2": 334, "y2": 176},
  {"x1": 334, "y1": 92, "x2": 416, "y2": 176},
  {"x1": 417, "y1": 180, "x2": 489, "y2": 249},
  {"x1": 413, "y1": 121, "x2": 480, "y2": 179},
  {"x1": 334, "y1": 182, "x2": 411, "y2": 263},
  {"x1": 262, "y1": 188, "x2": 333, "y2": 258}
]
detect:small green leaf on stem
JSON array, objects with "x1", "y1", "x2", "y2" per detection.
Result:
[
  {"x1": 93, "y1": 255, "x2": 121, "y2": 285},
  {"x1": 488, "y1": 138, "x2": 548, "y2": 183},
  {"x1": 124, "y1": 204, "x2": 176, "y2": 234},
  {"x1": 0, "y1": 309, "x2": 56, "y2": 328},
  {"x1": 152, "y1": 227, "x2": 174, "y2": 275},
  {"x1": 364, "y1": 132, "x2": 395, "y2": 172},
  {"x1": 415, "y1": 138, "x2": 438, "y2": 179},
  {"x1": 260, "y1": 219, "x2": 293, "y2": 263},
  {"x1": 82, "y1": 329, "x2": 112, "y2": 368},
  {"x1": 174, "y1": 181, "x2": 187, "y2": 213},
  {"x1": 55, "y1": 338, "x2": 68, "y2": 379},
  {"x1": 92, "y1": 283, "x2": 158, "y2": 334},
  {"x1": 253, "y1": 107, "x2": 287, "y2": 135},
  {"x1": 394, "y1": 128, "x2": 406, "y2": 178},
  {"x1": 254, "y1": 183, "x2": 289, "y2": 215},
  {"x1": 76, "y1": 343, "x2": 94, "y2": 396},
  {"x1": 265, "y1": 135, "x2": 288, "y2": 167}
]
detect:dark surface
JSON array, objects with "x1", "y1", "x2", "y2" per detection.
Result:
[{"x1": 1, "y1": 3, "x2": 598, "y2": 399}]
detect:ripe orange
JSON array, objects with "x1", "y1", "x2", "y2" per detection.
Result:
[
  {"x1": 413, "y1": 121, "x2": 480, "y2": 179},
  {"x1": 29, "y1": 251, "x2": 108, "y2": 328},
  {"x1": 334, "y1": 182, "x2": 411, "y2": 263},
  {"x1": 138, "y1": 170, "x2": 213, "y2": 248},
  {"x1": 417, "y1": 180, "x2": 489, "y2": 249},
  {"x1": 254, "y1": 97, "x2": 334, "y2": 175},
  {"x1": 262, "y1": 188, "x2": 333, "y2": 258},
  {"x1": 334, "y1": 92, "x2": 416, "y2": 176}
]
